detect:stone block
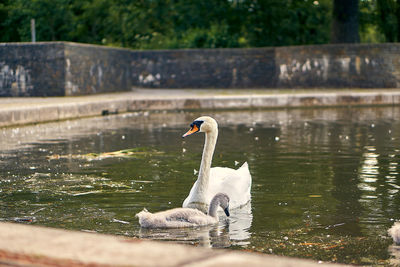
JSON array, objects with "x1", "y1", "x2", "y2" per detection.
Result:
[
  {"x1": 0, "y1": 42, "x2": 65, "y2": 96},
  {"x1": 275, "y1": 44, "x2": 400, "y2": 88}
]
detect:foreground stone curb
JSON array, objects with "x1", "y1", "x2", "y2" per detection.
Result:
[
  {"x1": 1, "y1": 89, "x2": 400, "y2": 127},
  {"x1": 0, "y1": 222, "x2": 346, "y2": 267}
]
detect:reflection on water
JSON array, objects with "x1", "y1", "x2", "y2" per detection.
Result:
[
  {"x1": 138, "y1": 220, "x2": 231, "y2": 248},
  {"x1": 358, "y1": 146, "x2": 379, "y2": 196},
  {"x1": 1, "y1": 107, "x2": 400, "y2": 264},
  {"x1": 389, "y1": 245, "x2": 400, "y2": 265}
]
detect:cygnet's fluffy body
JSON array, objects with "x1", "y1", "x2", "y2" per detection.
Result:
[
  {"x1": 136, "y1": 193, "x2": 229, "y2": 228},
  {"x1": 389, "y1": 222, "x2": 400, "y2": 244},
  {"x1": 136, "y1": 207, "x2": 217, "y2": 228}
]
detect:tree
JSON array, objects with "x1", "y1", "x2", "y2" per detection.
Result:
[
  {"x1": 0, "y1": 0, "x2": 16, "y2": 42},
  {"x1": 0, "y1": 0, "x2": 380, "y2": 48},
  {"x1": 331, "y1": 0, "x2": 360, "y2": 43},
  {"x1": 243, "y1": 0, "x2": 331, "y2": 47},
  {"x1": 376, "y1": 0, "x2": 397, "y2": 41},
  {"x1": 397, "y1": 0, "x2": 400, "y2": 41},
  {"x1": 373, "y1": 0, "x2": 400, "y2": 42}
]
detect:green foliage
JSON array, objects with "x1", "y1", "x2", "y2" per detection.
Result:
[
  {"x1": 0, "y1": 0, "x2": 397, "y2": 48},
  {"x1": 3, "y1": 0, "x2": 74, "y2": 42},
  {"x1": 375, "y1": 0, "x2": 400, "y2": 42},
  {"x1": 359, "y1": 0, "x2": 386, "y2": 43},
  {"x1": 242, "y1": 0, "x2": 332, "y2": 46},
  {"x1": 0, "y1": 0, "x2": 11, "y2": 42}
]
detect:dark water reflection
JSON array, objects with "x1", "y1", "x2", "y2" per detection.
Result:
[{"x1": 1, "y1": 107, "x2": 400, "y2": 264}]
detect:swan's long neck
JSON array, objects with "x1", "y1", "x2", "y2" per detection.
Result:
[{"x1": 196, "y1": 128, "x2": 218, "y2": 202}]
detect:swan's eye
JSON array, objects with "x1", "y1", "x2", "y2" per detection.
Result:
[
  {"x1": 183, "y1": 120, "x2": 203, "y2": 138},
  {"x1": 192, "y1": 120, "x2": 204, "y2": 128}
]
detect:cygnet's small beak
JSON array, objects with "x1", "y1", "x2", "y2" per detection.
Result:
[
  {"x1": 182, "y1": 125, "x2": 199, "y2": 138},
  {"x1": 224, "y1": 207, "x2": 230, "y2": 217}
]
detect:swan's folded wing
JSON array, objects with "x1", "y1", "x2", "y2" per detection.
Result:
[
  {"x1": 208, "y1": 163, "x2": 252, "y2": 209},
  {"x1": 183, "y1": 162, "x2": 252, "y2": 210}
]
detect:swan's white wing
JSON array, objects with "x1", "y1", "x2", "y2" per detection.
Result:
[
  {"x1": 184, "y1": 162, "x2": 252, "y2": 210},
  {"x1": 207, "y1": 162, "x2": 252, "y2": 209}
]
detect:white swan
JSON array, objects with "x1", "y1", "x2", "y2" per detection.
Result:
[
  {"x1": 136, "y1": 193, "x2": 230, "y2": 228},
  {"x1": 389, "y1": 222, "x2": 400, "y2": 244},
  {"x1": 182, "y1": 116, "x2": 252, "y2": 213}
]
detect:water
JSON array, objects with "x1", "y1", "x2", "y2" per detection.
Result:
[{"x1": 1, "y1": 107, "x2": 400, "y2": 265}]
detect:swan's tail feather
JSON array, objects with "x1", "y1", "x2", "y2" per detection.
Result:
[
  {"x1": 239, "y1": 162, "x2": 248, "y2": 169},
  {"x1": 238, "y1": 162, "x2": 250, "y2": 175},
  {"x1": 239, "y1": 161, "x2": 252, "y2": 195}
]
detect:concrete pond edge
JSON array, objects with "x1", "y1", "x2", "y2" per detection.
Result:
[
  {"x1": 1, "y1": 89, "x2": 400, "y2": 127},
  {"x1": 0, "y1": 222, "x2": 347, "y2": 267}
]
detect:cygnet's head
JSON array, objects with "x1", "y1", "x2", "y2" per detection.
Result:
[
  {"x1": 135, "y1": 208, "x2": 150, "y2": 218},
  {"x1": 210, "y1": 193, "x2": 230, "y2": 217},
  {"x1": 182, "y1": 116, "x2": 218, "y2": 137}
]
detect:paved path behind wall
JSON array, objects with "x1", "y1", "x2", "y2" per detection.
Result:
[{"x1": 1, "y1": 88, "x2": 400, "y2": 127}]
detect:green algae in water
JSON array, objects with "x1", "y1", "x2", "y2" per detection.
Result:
[
  {"x1": 47, "y1": 147, "x2": 164, "y2": 161},
  {"x1": 244, "y1": 226, "x2": 393, "y2": 265}
]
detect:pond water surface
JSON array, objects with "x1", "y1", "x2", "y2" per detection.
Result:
[{"x1": 1, "y1": 107, "x2": 400, "y2": 265}]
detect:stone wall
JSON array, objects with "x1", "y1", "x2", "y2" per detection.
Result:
[
  {"x1": 0, "y1": 42, "x2": 400, "y2": 96},
  {"x1": 275, "y1": 44, "x2": 400, "y2": 88},
  {"x1": 0, "y1": 43, "x2": 65, "y2": 96},
  {"x1": 64, "y1": 43, "x2": 133, "y2": 95},
  {"x1": 130, "y1": 48, "x2": 276, "y2": 88}
]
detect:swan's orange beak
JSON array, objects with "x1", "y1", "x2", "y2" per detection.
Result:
[{"x1": 182, "y1": 125, "x2": 199, "y2": 138}]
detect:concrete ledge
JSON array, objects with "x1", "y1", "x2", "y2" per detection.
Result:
[
  {"x1": 1, "y1": 89, "x2": 400, "y2": 128},
  {"x1": 0, "y1": 222, "x2": 346, "y2": 267}
]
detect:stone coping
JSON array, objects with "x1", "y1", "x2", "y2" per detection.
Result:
[
  {"x1": 1, "y1": 88, "x2": 400, "y2": 127},
  {"x1": 0, "y1": 222, "x2": 347, "y2": 267}
]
